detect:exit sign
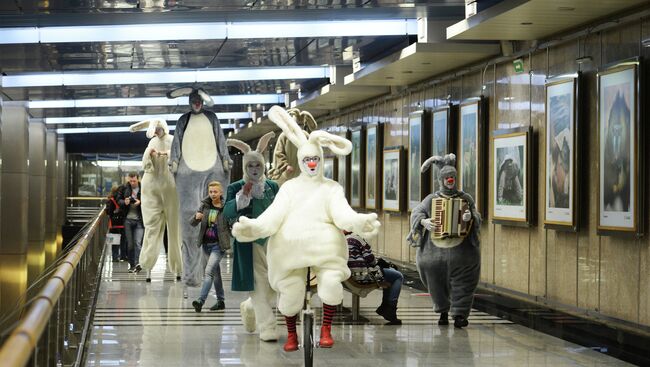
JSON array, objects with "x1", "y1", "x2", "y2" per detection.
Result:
[{"x1": 513, "y1": 58, "x2": 524, "y2": 74}]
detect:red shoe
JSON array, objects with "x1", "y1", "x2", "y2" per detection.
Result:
[
  {"x1": 283, "y1": 332, "x2": 299, "y2": 352},
  {"x1": 319, "y1": 325, "x2": 334, "y2": 348}
]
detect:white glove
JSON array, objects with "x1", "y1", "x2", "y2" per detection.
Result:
[
  {"x1": 420, "y1": 218, "x2": 434, "y2": 231},
  {"x1": 235, "y1": 190, "x2": 252, "y2": 211},
  {"x1": 462, "y1": 210, "x2": 472, "y2": 222}
]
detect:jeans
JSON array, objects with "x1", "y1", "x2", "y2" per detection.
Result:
[
  {"x1": 124, "y1": 218, "x2": 144, "y2": 267},
  {"x1": 198, "y1": 243, "x2": 225, "y2": 303},
  {"x1": 381, "y1": 267, "x2": 404, "y2": 303}
]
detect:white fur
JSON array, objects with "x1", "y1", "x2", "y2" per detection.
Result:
[
  {"x1": 182, "y1": 113, "x2": 217, "y2": 171},
  {"x1": 233, "y1": 105, "x2": 380, "y2": 315}
]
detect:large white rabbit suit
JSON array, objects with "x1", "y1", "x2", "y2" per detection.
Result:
[
  {"x1": 223, "y1": 132, "x2": 280, "y2": 342},
  {"x1": 168, "y1": 88, "x2": 233, "y2": 287},
  {"x1": 232, "y1": 105, "x2": 380, "y2": 351},
  {"x1": 130, "y1": 119, "x2": 182, "y2": 279}
]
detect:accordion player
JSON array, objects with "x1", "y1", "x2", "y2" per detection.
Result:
[{"x1": 428, "y1": 197, "x2": 473, "y2": 248}]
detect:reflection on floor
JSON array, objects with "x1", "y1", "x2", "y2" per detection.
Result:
[{"x1": 85, "y1": 251, "x2": 631, "y2": 366}]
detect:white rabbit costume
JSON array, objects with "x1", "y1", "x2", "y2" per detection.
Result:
[
  {"x1": 232, "y1": 106, "x2": 381, "y2": 317},
  {"x1": 129, "y1": 119, "x2": 182, "y2": 278}
]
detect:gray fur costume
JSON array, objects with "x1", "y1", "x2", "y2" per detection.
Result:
[
  {"x1": 407, "y1": 153, "x2": 481, "y2": 324},
  {"x1": 168, "y1": 88, "x2": 233, "y2": 287}
]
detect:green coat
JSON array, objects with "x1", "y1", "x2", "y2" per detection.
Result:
[{"x1": 223, "y1": 179, "x2": 279, "y2": 291}]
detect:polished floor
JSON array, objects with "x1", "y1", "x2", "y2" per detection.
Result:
[{"x1": 85, "y1": 250, "x2": 632, "y2": 366}]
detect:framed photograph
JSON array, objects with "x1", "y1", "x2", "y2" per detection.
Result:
[
  {"x1": 544, "y1": 74, "x2": 580, "y2": 230},
  {"x1": 383, "y1": 147, "x2": 404, "y2": 212},
  {"x1": 408, "y1": 110, "x2": 430, "y2": 211},
  {"x1": 365, "y1": 124, "x2": 383, "y2": 210},
  {"x1": 323, "y1": 156, "x2": 337, "y2": 180},
  {"x1": 350, "y1": 128, "x2": 365, "y2": 208},
  {"x1": 337, "y1": 129, "x2": 350, "y2": 200},
  {"x1": 597, "y1": 59, "x2": 642, "y2": 235},
  {"x1": 430, "y1": 106, "x2": 454, "y2": 193},
  {"x1": 459, "y1": 98, "x2": 486, "y2": 216},
  {"x1": 492, "y1": 127, "x2": 532, "y2": 225}
]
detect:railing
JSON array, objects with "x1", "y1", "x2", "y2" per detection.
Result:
[{"x1": 0, "y1": 209, "x2": 107, "y2": 367}]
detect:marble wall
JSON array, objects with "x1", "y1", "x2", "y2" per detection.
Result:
[{"x1": 315, "y1": 19, "x2": 650, "y2": 328}]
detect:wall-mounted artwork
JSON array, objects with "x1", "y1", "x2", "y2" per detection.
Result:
[
  {"x1": 365, "y1": 124, "x2": 383, "y2": 210},
  {"x1": 492, "y1": 127, "x2": 531, "y2": 225},
  {"x1": 431, "y1": 106, "x2": 452, "y2": 193},
  {"x1": 597, "y1": 59, "x2": 642, "y2": 235},
  {"x1": 408, "y1": 110, "x2": 430, "y2": 211},
  {"x1": 459, "y1": 98, "x2": 485, "y2": 216},
  {"x1": 337, "y1": 129, "x2": 350, "y2": 200},
  {"x1": 350, "y1": 128, "x2": 364, "y2": 208},
  {"x1": 544, "y1": 75, "x2": 579, "y2": 230},
  {"x1": 383, "y1": 147, "x2": 403, "y2": 212},
  {"x1": 323, "y1": 156, "x2": 337, "y2": 180}
]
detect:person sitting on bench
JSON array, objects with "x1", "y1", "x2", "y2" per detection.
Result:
[{"x1": 345, "y1": 231, "x2": 403, "y2": 325}]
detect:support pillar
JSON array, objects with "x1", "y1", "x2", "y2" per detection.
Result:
[
  {"x1": 0, "y1": 104, "x2": 29, "y2": 321},
  {"x1": 56, "y1": 138, "x2": 66, "y2": 251},
  {"x1": 27, "y1": 121, "x2": 46, "y2": 287}
]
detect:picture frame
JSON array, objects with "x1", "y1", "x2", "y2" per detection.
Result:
[
  {"x1": 408, "y1": 110, "x2": 431, "y2": 211},
  {"x1": 597, "y1": 58, "x2": 643, "y2": 235},
  {"x1": 382, "y1": 147, "x2": 404, "y2": 212},
  {"x1": 337, "y1": 129, "x2": 350, "y2": 200},
  {"x1": 323, "y1": 156, "x2": 337, "y2": 181},
  {"x1": 459, "y1": 97, "x2": 487, "y2": 217},
  {"x1": 492, "y1": 127, "x2": 532, "y2": 226},
  {"x1": 430, "y1": 105, "x2": 454, "y2": 194},
  {"x1": 544, "y1": 74, "x2": 580, "y2": 231},
  {"x1": 365, "y1": 123, "x2": 384, "y2": 210},
  {"x1": 350, "y1": 128, "x2": 365, "y2": 208}
]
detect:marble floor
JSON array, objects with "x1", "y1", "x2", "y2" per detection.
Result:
[{"x1": 84, "y1": 251, "x2": 632, "y2": 367}]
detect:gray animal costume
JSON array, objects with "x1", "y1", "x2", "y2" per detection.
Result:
[
  {"x1": 407, "y1": 153, "x2": 481, "y2": 328},
  {"x1": 168, "y1": 87, "x2": 233, "y2": 287}
]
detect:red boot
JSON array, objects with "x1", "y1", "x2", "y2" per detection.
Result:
[
  {"x1": 283, "y1": 332, "x2": 299, "y2": 352},
  {"x1": 319, "y1": 325, "x2": 334, "y2": 348}
]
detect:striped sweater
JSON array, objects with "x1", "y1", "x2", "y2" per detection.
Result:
[{"x1": 346, "y1": 233, "x2": 383, "y2": 284}]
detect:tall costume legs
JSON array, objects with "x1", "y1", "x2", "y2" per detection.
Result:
[{"x1": 249, "y1": 243, "x2": 278, "y2": 340}]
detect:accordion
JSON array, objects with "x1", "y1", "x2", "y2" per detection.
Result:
[{"x1": 430, "y1": 197, "x2": 472, "y2": 240}]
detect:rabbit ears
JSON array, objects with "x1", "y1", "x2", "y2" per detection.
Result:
[
  {"x1": 268, "y1": 105, "x2": 351, "y2": 155},
  {"x1": 129, "y1": 118, "x2": 169, "y2": 139},
  {"x1": 166, "y1": 87, "x2": 214, "y2": 107},
  {"x1": 227, "y1": 131, "x2": 276, "y2": 155},
  {"x1": 421, "y1": 153, "x2": 456, "y2": 173}
]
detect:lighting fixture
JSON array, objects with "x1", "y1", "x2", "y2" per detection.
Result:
[
  {"x1": 44, "y1": 112, "x2": 250, "y2": 124},
  {"x1": 27, "y1": 94, "x2": 283, "y2": 109},
  {"x1": 56, "y1": 123, "x2": 236, "y2": 134},
  {"x1": 0, "y1": 19, "x2": 417, "y2": 45},
  {"x1": 1, "y1": 66, "x2": 330, "y2": 88}
]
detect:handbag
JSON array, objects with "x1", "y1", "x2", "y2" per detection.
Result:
[{"x1": 105, "y1": 233, "x2": 121, "y2": 246}]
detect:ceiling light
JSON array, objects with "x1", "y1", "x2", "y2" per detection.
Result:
[
  {"x1": 2, "y1": 66, "x2": 330, "y2": 88},
  {"x1": 44, "y1": 112, "x2": 250, "y2": 124},
  {"x1": 27, "y1": 94, "x2": 283, "y2": 109},
  {"x1": 0, "y1": 19, "x2": 417, "y2": 45},
  {"x1": 56, "y1": 124, "x2": 235, "y2": 134}
]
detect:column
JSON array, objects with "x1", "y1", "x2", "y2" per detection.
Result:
[
  {"x1": 56, "y1": 138, "x2": 66, "y2": 252},
  {"x1": 44, "y1": 132, "x2": 58, "y2": 265},
  {"x1": 27, "y1": 121, "x2": 46, "y2": 286}
]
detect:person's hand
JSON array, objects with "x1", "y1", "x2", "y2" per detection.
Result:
[
  {"x1": 134, "y1": 199, "x2": 141, "y2": 206},
  {"x1": 462, "y1": 210, "x2": 472, "y2": 222},
  {"x1": 124, "y1": 197, "x2": 131, "y2": 205},
  {"x1": 243, "y1": 181, "x2": 253, "y2": 196},
  {"x1": 150, "y1": 148, "x2": 157, "y2": 157},
  {"x1": 420, "y1": 218, "x2": 434, "y2": 231},
  {"x1": 195, "y1": 212, "x2": 204, "y2": 221}
]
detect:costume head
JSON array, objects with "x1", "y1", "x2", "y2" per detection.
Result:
[
  {"x1": 287, "y1": 108, "x2": 318, "y2": 133},
  {"x1": 129, "y1": 118, "x2": 170, "y2": 139},
  {"x1": 421, "y1": 153, "x2": 457, "y2": 196},
  {"x1": 268, "y1": 105, "x2": 351, "y2": 179},
  {"x1": 166, "y1": 87, "x2": 214, "y2": 114},
  {"x1": 226, "y1": 131, "x2": 275, "y2": 183}
]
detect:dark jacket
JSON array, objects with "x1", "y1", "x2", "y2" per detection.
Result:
[
  {"x1": 104, "y1": 195, "x2": 125, "y2": 233},
  {"x1": 118, "y1": 183, "x2": 142, "y2": 221},
  {"x1": 190, "y1": 196, "x2": 231, "y2": 250}
]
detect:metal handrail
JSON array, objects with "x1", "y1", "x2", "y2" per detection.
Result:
[{"x1": 0, "y1": 210, "x2": 105, "y2": 367}]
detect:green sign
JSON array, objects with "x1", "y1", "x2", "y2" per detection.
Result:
[{"x1": 513, "y1": 58, "x2": 524, "y2": 74}]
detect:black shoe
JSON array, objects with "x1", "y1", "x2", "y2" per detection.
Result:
[
  {"x1": 128, "y1": 266, "x2": 136, "y2": 273},
  {"x1": 145, "y1": 277, "x2": 151, "y2": 283},
  {"x1": 453, "y1": 315, "x2": 468, "y2": 328},
  {"x1": 192, "y1": 299, "x2": 204, "y2": 313},
  {"x1": 438, "y1": 312, "x2": 449, "y2": 326},
  {"x1": 210, "y1": 300, "x2": 225, "y2": 311},
  {"x1": 176, "y1": 276, "x2": 182, "y2": 281},
  {"x1": 133, "y1": 264, "x2": 142, "y2": 273},
  {"x1": 382, "y1": 301, "x2": 401, "y2": 325},
  {"x1": 375, "y1": 302, "x2": 389, "y2": 318}
]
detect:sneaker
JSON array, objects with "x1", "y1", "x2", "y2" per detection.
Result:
[
  {"x1": 133, "y1": 264, "x2": 142, "y2": 273},
  {"x1": 192, "y1": 299, "x2": 204, "y2": 313},
  {"x1": 210, "y1": 300, "x2": 225, "y2": 311}
]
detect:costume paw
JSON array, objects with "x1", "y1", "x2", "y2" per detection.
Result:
[
  {"x1": 232, "y1": 217, "x2": 260, "y2": 242},
  {"x1": 355, "y1": 213, "x2": 381, "y2": 238}
]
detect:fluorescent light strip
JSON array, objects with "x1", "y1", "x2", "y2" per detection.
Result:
[
  {"x1": 28, "y1": 94, "x2": 284, "y2": 109},
  {"x1": 45, "y1": 112, "x2": 250, "y2": 124},
  {"x1": 57, "y1": 124, "x2": 235, "y2": 134},
  {"x1": 0, "y1": 20, "x2": 417, "y2": 44},
  {"x1": 2, "y1": 66, "x2": 329, "y2": 88}
]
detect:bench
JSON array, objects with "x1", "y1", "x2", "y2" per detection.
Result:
[{"x1": 342, "y1": 279, "x2": 390, "y2": 321}]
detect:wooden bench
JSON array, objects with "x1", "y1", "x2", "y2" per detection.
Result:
[{"x1": 342, "y1": 279, "x2": 390, "y2": 321}]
